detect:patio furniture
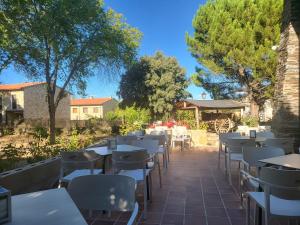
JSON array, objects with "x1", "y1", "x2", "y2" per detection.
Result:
[
  {"x1": 68, "y1": 175, "x2": 139, "y2": 225},
  {"x1": 144, "y1": 134, "x2": 169, "y2": 168},
  {"x1": 116, "y1": 135, "x2": 138, "y2": 145},
  {"x1": 224, "y1": 138, "x2": 256, "y2": 185},
  {"x1": 112, "y1": 149, "x2": 151, "y2": 219},
  {"x1": 132, "y1": 139, "x2": 162, "y2": 187},
  {"x1": 59, "y1": 151, "x2": 103, "y2": 187},
  {"x1": 218, "y1": 132, "x2": 241, "y2": 169},
  {"x1": 256, "y1": 131, "x2": 275, "y2": 138},
  {"x1": 8, "y1": 188, "x2": 87, "y2": 225},
  {"x1": 240, "y1": 147, "x2": 285, "y2": 206},
  {"x1": 246, "y1": 167, "x2": 300, "y2": 225},
  {"x1": 263, "y1": 138, "x2": 295, "y2": 154},
  {"x1": 171, "y1": 126, "x2": 191, "y2": 151},
  {"x1": 259, "y1": 153, "x2": 300, "y2": 170}
]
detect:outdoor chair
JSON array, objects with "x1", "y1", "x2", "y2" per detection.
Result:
[
  {"x1": 264, "y1": 138, "x2": 295, "y2": 154},
  {"x1": 68, "y1": 174, "x2": 139, "y2": 225},
  {"x1": 256, "y1": 131, "x2": 275, "y2": 138},
  {"x1": 112, "y1": 149, "x2": 152, "y2": 219},
  {"x1": 240, "y1": 146, "x2": 285, "y2": 206},
  {"x1": 131, "y1": 139, "x2": 162, "y2": 188},
  {"x1": 245, "y1": 167, "x2": 300, "y2": 225},
  {"x1": 59, "y1": 151, "x2": 103, "y2": 187},
  {"x1": 218, "y1": 132, "x2": 241, "y2": 169},
  {"x1": 116, "y1": 135, "x2": 138, "y2": 145},
  {"x1": 171, "y1": 126, "x2": 191, "y2": 151},
  {"x1": 144, "y1": 134, "x2": 169, "y2": 168},
  {"x1": 128, "y1": 130, "x2": 144, "y2": 136},
  {"x1": 224, "y1": 138, "x2": 256, "y2": 185}
]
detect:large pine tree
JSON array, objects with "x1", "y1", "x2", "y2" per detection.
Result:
[{"x1": 186, "y1": 0, "x2": 283, "y2": 115}]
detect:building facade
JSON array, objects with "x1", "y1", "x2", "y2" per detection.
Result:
[
  {"x1": 273, "y1": 0, "x2": 300, "y2": 147},
  {"x1": 70, "y1": 97, "x2": 118, "y2": 120},
  {"x1": 0, "y1": 82, "x2": 70, "y2": 127}
]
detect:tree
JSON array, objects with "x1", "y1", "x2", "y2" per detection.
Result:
[
  {"x1": 0, "y1": 0, "x2": 141, "y2": 143},
  {"x1": 186, "y1": 0, "x2": 283, "y2": 115},
  {"x1": 118, "y1": 52, "x2": 190, "y2": 119}
]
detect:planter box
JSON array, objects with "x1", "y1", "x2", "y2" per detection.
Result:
[{"x1": 0, "y1": 157, "x2": 61, "y2": 195}]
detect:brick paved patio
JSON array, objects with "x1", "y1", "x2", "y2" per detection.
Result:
[{"x1": 83, "y1": 148, "x2": 288, "y2": 225}]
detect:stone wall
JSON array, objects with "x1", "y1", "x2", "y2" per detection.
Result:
[{"x1": 273, "y1": 0, "x2": 300, "y2": 149}]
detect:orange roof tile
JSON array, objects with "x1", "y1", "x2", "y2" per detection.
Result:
[
  {"x1": 70, "y1": 97, "x2": 113, "y2": 106},
  {"x1": 0, "y1": 82, "x2": 46, "y2": 91}
]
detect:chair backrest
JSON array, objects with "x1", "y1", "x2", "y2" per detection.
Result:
[
  {"x1": 131, "y1": 140, "x2": 159, "y2": 155},
  {"x1": 116, "y1": 135, "x2": 138, "y2": 145},
  {"x1": 172, "y1": 126, "x2": 188, "y2": 136},
  {"x1": 256, "y1": 131, "x2": 275, "y2": 138},
  {"x1": 112, "y1": 149, "x2": 148, "y2": 171},
  {"x1": 128, "y1": 130, "x2": 144, "y2": 136},
  {"x1": 225, "y1": 138, "x2": 256, "y2": 153},
  {"x1": 60, "y1": 150, "x2": 99, "y2": 171},
  {"x1": 68, "y1": 175, "x2": 136, "y2": 211},
  {"x1": 143, "y1": 134, "x2": 166, "y2": 146},
  {"x1": 219, "y1": 132, "x2": 241, "y2": 143},
  {"x1": 242, "y1": 147, "x2": 285, "y2": 167},
  {"x1": 260, "y1": 167, "x2": 300, "y2": 200},
  {"x1": 264, "y1": 138, "x2": 294, "y2": 154}
]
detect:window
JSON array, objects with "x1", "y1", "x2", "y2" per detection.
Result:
[
  {"x1": 11, "y1": 95, "x2": 17, "y2": 109},
  {"x1": 72, "y1": 108, "x2": 78, "y2": 113},
  {"x1": 93, "y1": 107, "x2": 99, "y2": 113},
  {"x1": 83, "y1": 107, "x2": 88, "y2": 113}
]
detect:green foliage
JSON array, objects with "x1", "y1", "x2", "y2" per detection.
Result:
[
  {"x1": 175, "y1": 110, "x2": 209, "y2": 130},
  {"x1": 0, "y1": 0, "x2": 141, "y2": 143},
  {"x1": 186, "y1": 0, "x2": 283, "y2": 107},
  {"x1": 105, "y1": 106, "x2": 150, "y2": 135},
  {"x1": 118, "y1": 51, "x2": 191, "y2": 118},
  {"x1": 32, "y1": 126, "x2": 49, "y2": 140},
  {"x1": 241, "y1": 115, "x2": 259, "y2": 127}
]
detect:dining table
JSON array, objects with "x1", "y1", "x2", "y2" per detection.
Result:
[
  {"x1": 85, "y1": 144, "x2": 144, "y2": 173},
  {"x1": 259, "y1": 153, "x2": 300, "y2": 169},
  {"x1": 7, "y1": 188, "x2": 87, "y2": 225}
]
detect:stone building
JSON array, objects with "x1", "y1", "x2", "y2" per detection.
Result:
[
  {"x1": 0, "y1": 82, "x2": 70, "y2": 127},
  {"x1": 70, "y1": 97, "x2": 118, "y2": 120},
  {"x1": 273, "y1": 0, "x2": 300, "y2": 147}
]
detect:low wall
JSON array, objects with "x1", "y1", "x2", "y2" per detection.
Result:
[{"x1": 0, "y1": 157, "x2": 61, "y2": 195}]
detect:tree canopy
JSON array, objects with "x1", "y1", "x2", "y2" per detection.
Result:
[
  {"x1": 118, "y1": 51, "x2": 190, "y2": 119},
  {"x1": 0, "y1": 0, "x2": 141, "y2": 143},
  {"x1": 186, "y1": 0, "x2": 283, "y2": 111}
]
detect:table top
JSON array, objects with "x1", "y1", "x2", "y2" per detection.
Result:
[
  {"x1": 259, "y1": 154, "x2": 300, "y2": 170},
  {"x1": 8, "y1": 188, "x2": 87, "y2": 225},
  {"x1": 228, "y1": 136, "x2": 266, "y2": 142},
  {"x1": 86, "y1": 144, "x2": 144, "y2": 156}
]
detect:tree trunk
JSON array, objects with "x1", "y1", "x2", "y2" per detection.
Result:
[
  {"x1": 48, "y1": 93, "x2": 56, "y2": 145},
  {"x1": 250, "y1": 99, "x2": 259, "y2": 117}
]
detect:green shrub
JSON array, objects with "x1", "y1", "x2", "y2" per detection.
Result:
[{"x1": 241, "y1": 115, "x2": 259, "y2": 127}]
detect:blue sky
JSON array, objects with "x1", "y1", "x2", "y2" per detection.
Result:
[{"x1": 0, "y1": 0, "x2": 206, "y2": 99}]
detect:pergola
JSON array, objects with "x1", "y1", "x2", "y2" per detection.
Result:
[{"x1": 177, "y1": 99, "x2": 245, "y2": 129}]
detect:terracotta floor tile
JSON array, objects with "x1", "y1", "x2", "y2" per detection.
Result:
[
  {"x1": 184, "y1": 214, "x2": 207, "y2": 225},
  {"x1": 161, "y1": 213, "x2": 184, "y2": 225},
  {"x1": 205, "y1": 207, "x2": 227, "y2": 218}
]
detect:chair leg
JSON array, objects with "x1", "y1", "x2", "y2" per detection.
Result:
[
  {"x1": 228, "y1": 158, "x2": 232, "y2": 185},
  {"x1": 218, "y1": 143, "x2": 221, "y2": 169},
  {"x1": 157, "y1": 157, "x2": 162, "y2": 188},
  {"x1": 246, "y1": 196, "x2": 251, "y2": 225},
  {"x1": 149, "y1": 174, "x2": 153, "y2": 202},
  {"x1": 167, "y1": 146, "x2": 170, "y2": 162},
  {"x1": 143, "y1": 178, "x2": 147, "y2": 219}
]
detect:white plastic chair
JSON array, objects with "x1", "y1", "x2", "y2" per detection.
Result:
[
  {"x1": 112, "y1": 149, "x2": 151, "y2": 219},
  {"x1": 264, "y1": 138, "x2": 294, "y2": 154},
  {"x1": 224, "y1": 138, "x2": 256, "y2": 185},
  {"x1": 144, "y1": 134, "x2": 169, "y2": 168},
  {"x1": 132, "y1": 139, "x2": 162, "y2": 188},
  {"x1": 116, "y1": 135, "x2": 138, "y2": 145},
  {"x1": 246, "y1": 167, "x2": 300, "y2": 225},
  {"x1": 68, "y1": 174, "x2": 139, "y2": 225},
  {"x1": 59, "y1": 151, "x2": 103, "y2": 187},
  {"x1": 171, "y1": 126, "x2": 191, "y2": 151},
  {"x1": 218, "y1": 132, "x2": 241, "y2": 169},
  {"x1": 240, "y1": 147, "x2": 285, "y2": 206}
]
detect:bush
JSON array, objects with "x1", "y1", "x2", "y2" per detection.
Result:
[
  {"x1": 105, "y1": 106, "x2": 150, "y2": 135},
  {"x1": 241, "y1": 115, "x2": 259, "y2": 127}
]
